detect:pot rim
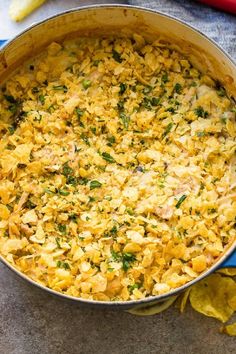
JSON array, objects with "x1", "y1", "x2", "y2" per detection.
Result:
[{"x1": 0, "y1": 4, "x2": 235, "y2": 308}]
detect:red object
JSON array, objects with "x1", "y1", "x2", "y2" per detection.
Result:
[{"x1": 198, "y1": 0, "x2": 236, "y2": 13}]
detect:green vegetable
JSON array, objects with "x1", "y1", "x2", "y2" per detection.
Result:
[
  {"x1": 4, "y1": 95, "x2": 17, "y2": 104},
  {"x1": 143, "y1": 86, "x2": 152, "y2": 94},
  {"x1": 39, "y1": 94, "x2": 45, "y2": 105},
  {"x1": 119, "y1": 83, "x2": 127, "y2": 95},
  {"x1": 122, "y1": 253, "x2": 136, "y2": 271},
  {"x1": 162, "y1": 122, "x2": 173, "y2": 138},
  {"x1": 120, "y1": 112, "x2": 130, "y2": 129},
  {"x1": 174, "y1": 83, "x2": 182, "y2": 94},
  {"x1": 217, "y1": 87, "x2": 226, "y2": 97},
  {"x1": 101, "y1": 152, "x2": 116, "y2": 163},
  {"x1": 175, "y1": 194, "x2": 187, "y2": 208},
  {"x1": 111, "y1": 250, "x2": 121, "y2": 261},
  {"x1": 80, "y1": 133, "x2": 90, "y2": 146},
  {"x1": 82, "y1": 79, "x2": 91, "y2": 90},
  {"x1": 53, "y1": 85, "x2": 68, "y2": 93},
  {"x1": 8, "y1": 126, "x2": 15, "y2": 135},
  {"x1": 75, "y1": 108, "x2": 85, "y2": 127},
  {"x1": 90, "y1": 127, "x2": 96, "y2": 134},
  {"x1": 58, "y1": 189, "x2": 70, "y2": 196},
  {"x1": 77, "y1": 177, "x2": 89, "y2": 186},
  {"x1": 55, "y1": 237, "x2": 61, "y2": 248},
  {"x1": 69, "y1": 213, "x2": 78, "y2": 222},
  {"x1": 62, "y1": 162, "x2": 73, "y2": 176},
  {"x1": 58, "y1": 224, "x2": 67, "y2": 235},
  {"x1": 105, "y1": 225, "x2": 118, "y2": 238},
  {"x1": 162, "y1": 73, "x2": 169, "y2": 83},
  {"x1": 196, "y1": 131, "x2": 206, "y2": 137},
  {"x1": 194, "y1": 106, "x2": 209, "y2": 118},
  {"x1": 112, "y1": 49, "x2": 122, "y2": 63},
  {"x1": 57, "y1": 260, "x2": 70, "y2": 270},
  {"x1": 107, "y1": 136, "x2": 116, "y2": 146},
  {"x1": 128, "y1": 283, "x2": 141, "y2": 292},
  {"x1": 90, "y1": 180, "x2": 102, "y2": 190}
]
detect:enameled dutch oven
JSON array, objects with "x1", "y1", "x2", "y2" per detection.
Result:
[{"x1": 0, "y1": 5, "x2": 236, "y2": 313}]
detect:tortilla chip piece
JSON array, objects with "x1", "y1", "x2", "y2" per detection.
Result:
[
  {"x1": 220, "y1": 323, "x2": 236, "y2": 336},
  {"x1": 189, "y1": 274, "x2": 236, "y2": 323},
  {"x1": 218, "y1": 268, "x2": 236, "y2": 276},
  {"x1": 9, "y1": 0, "x2": 46, "y2": 22},
  {"x1": 180, "y1": 288, "x2": 191, "y2": 313}
]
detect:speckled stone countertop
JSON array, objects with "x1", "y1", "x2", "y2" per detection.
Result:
[{"x1": 0, "y1": 1, "x2": 236, "y2": 353}]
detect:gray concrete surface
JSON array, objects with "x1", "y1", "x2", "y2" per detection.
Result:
[
  {"x1": 0, "y1": 1, "x2": 236, "y2": 353},
  {"x1": 1, "y1": 264, "x2": 236, "y2": 354}
]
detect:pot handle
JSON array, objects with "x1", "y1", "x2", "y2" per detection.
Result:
[{"x1": 218, "y1": 250, "x2": 236, "y2": 269}]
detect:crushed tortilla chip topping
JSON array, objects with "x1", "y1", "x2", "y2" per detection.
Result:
[{"x1": 0, "y1": 36, "x2": 236, "y2": 302}]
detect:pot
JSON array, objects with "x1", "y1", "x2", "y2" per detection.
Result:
[{"x1": 0, "y1": 5, "x2": 236, "y2": 313}]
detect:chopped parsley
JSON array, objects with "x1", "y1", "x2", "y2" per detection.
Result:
[
  {"x1": 82, "y1": 79, "x2": 91, "y2": 90},
  {"x1": 112, "y1": 49, "x2": 122, "y2": 63},
  {"x1": 122, "y1": 253, "x2": 136, "y2": 272},
  {"x1": 175, "y1": 194, "x2": 187, "y2": 208},
  {"x1": 57, "y1": 260, "x2": 70, "y2": 270},
  {"x1": 62, "y1": 162, "x2": 73, "y2": 176},
  {"x1": 8, "y1": 126, "x2": 16, "y2": 135},
  {"x1": 162, "y1": 73, "x2": 169, "y2": 83},
  {"x1": 53, "y1": 85, "x2": 68, "y2": 93},
  {"x1": 162, "y1": 122, "x2": 173, "y2": 138},
  {"x1": 119, "y1": 112, "x2": 130, "y2": 129},
  {"x1": 174, "y1": 83, "x2": 182, "y2": 94},
  {"x1": 39, "y1": 94, "x2": 45, "y2": 105},
  {"x1": 80, "y1": 133, "x2": 90, "y2": 146},
  {"x1": 194, "y1": 106, "x2": 209, "y2": 118},
  {"x1": 101, "y1": 152, "x2": 116, "y2": 163},
  {"x1": 119, "y1": 83, "x2": 127, "y2": 95},
  {"x1": 58, "y1": 189, "x2": 70, "y2": 196},
  {"x1": 58, "y1": 224, "x2": 67, "y2": 235},
  {"x1": 90, "y1": 180, "x2": 102, "y2": 190}
]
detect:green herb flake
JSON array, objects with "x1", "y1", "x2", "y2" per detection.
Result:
[
  {"x1": 120, "y1": 112, "x2": 130, "y2": 129},
  {"x1": 75, "y1": 107, "x2": 85, "y2": 127},
  {"x1": 39, "y1": 94, "x2": 45, "y2": 105},
  {"x1": 82, "y1": 79, "x2": 91, "y2": 90},
  {"x1": 174, "y1": 83, "x2": 182, "y2": 94},
  {"x1": 58, "y1": 189, "x2": 70, "y2": 196},
  {"x1": 90, "y1": 180, "x2": 102, "y2": 190},
  {"x1": 69, "y1": 213, "x2": 78, "y2": 222},
  {"x1": 58, "y1": 224, "x2": 67, "y2": 235},
  {"x1": 101, "y1": 152, "x2": 116, "y2": 163},
  {"x1": 162, "y1": 73, "x2": 169, "y2": 83},
  {"x1": 119, "y1": 83, "x2": 127, "y2": 95},
  {"x1": 55, "y1": 237, "x2": 61, "y2": 248},
  {"x1": 162, "y1": 122, "x2": 173, "y2": 138},
  {"x1": 8, "y1": 126, "x2": 16, "y2": 135},
  {"x1": 57, "y1": 260, "x2": 70, "y2": 270},
  {"x1": 4, "y1": 95, "x2": 17, "y2": 104},
  {"x1": 122, "y1": 253, "x2": 136, "y2": 272},
  {"x1": 80, "y1": 133, "x2": 90, "y2": 146},
  {"x1": 217, "y1": 87, "x2": 226, "y2": 97},
  {"x1": 175, "y1": 194, "x2": 187, "y2": 209},
  {"x1": 112, "y1": 49, "x2": 122, "y2": 63},
  {"x1": 194, "y1": 106, "x2": 209, "y2": 118},
  {"x1": 53, "y1": 85, "x2": 68, "y2": 93},
  {"x1": 196, "y1": 131, "x2": 206, "y2": 137},
  {"x1": 128, "y1": 283, "x2": 141, "y2": 293},
  {"x1": 107, "y1": 136, "x2": 116, "y2": 146},
  {"x1": 62, "y1": 162, "x2": 73, "y2": 176}
]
